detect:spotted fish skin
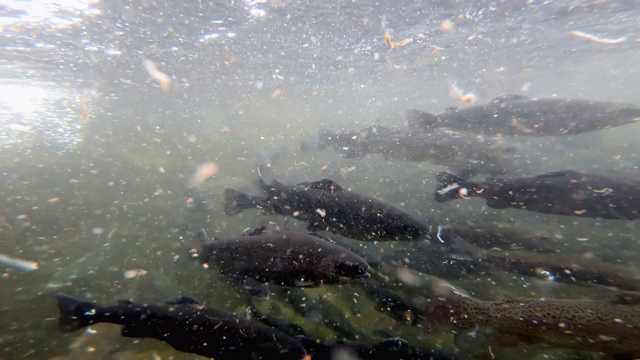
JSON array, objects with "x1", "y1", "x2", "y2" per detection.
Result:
[{"x1": 421, "y1": 294, "x2": 640, "y2": 355}]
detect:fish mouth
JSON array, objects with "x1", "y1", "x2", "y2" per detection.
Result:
[{"x1": 354, "y1": 272, "x2": 371, "y2": 279}]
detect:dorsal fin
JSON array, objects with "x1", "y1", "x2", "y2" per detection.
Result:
[{"x1": 490, "y1": 94, "x2": 529, "y2": 106}]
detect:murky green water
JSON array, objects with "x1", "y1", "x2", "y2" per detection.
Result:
[{"x1": 2, "y1": 1, "x2": 640, "y2": 359}]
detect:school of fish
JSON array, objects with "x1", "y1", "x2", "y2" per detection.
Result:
[{"x1": 52, "y1": 94, "x2": 640, "y2": 359}]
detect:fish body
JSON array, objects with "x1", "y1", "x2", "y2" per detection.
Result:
[
  {"x1": 296, "y1": 336, "x2": 462, "y2": 360},
  {"x1": 407, "y1": 95, "x2": 640, "y2": 136},
  {"x1": 55, "y1": 294, "x2": 307, "y2": 360},
  {"x1": 316, "y1": 126, "x2": 522, "y2": 177},
  {"x1": 436, "y1": 227, "x2": 640, "y2": 291},
  {"x1": 421, "y1": 294, "x2": 640, "y2": 355},
  {"x1": 198, "y1": 229, "x2": 371, "y2": 287},
  {"x1": 435, "y1": 170, "x2": 640, "y2": 220},
  {"x1": 224, "y1": 178, "x2": 430, "y2": 241}
]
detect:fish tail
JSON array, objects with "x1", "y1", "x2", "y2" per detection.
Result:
[
  {"x1": 55, "y1": 293, "x2": 100, "y2": 331},
  {"x1": 434, "y1": 172, "x2": 477, "y2": 202},
  {"x1": 223, "y1": 188, "x2": 260, "y2": 215},
  {"x1": 196, "y1": 229, "x2": 209, "y2": 244}
]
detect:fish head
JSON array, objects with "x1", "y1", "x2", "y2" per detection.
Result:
[
  {"x1": 396, "y1": 222, "x2": 429, "y2": 240},
  {"x1": 332, "y1": 254, "x2": 371, "y2": 281}
]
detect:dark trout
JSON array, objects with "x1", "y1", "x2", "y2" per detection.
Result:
[
  {"x1": 197, "y1": 228, "x2": 371, "y2": 288},
  {"x1": 55, "y1": 294, "x2": 307, "y2": 360},
  {"x1": 421, "y1": 293, "x2": 640, "y2": 356},
  {"x1": 315, "y1": 125, "x2": 523, "y2": 177},
  {"x1": 407, "y1": 94, "x2": 640, "y2": 136},
  {"x1": 224, "y1": 177, "x2": 430, "y2": 241},
  {"x1": 435, "y1": 170, "x2": 640, "y2": 220}
]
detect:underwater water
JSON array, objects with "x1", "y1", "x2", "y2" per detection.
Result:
[{"x1": 1, "y1": 1, "x2": 640, "y2": 359}]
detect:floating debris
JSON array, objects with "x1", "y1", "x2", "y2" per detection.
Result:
[
  {"x1": 440, "y1": 19, "x2": 455, "y2": 32},
  {"x1": 450, "y1": 83, "x2": 476, "y2": 104},
  {"x1": 271, "y1": 88, "x2": 282, "y2": 99},
  {"x1": 80, "y1": 90, "x2": 89, "y2": 123},
  {"x1": 143, "y1": 59, "x2": 171, "y2": 93},
  {"x1": 429, "y1": 44, "x2": 444, "y2": 55},
  {"x1": 569, "y1": 30, "x2": 626, "y2": 44},
  {"x1": 384, "y1": 31, "x2": 411, "y2": 48},
  {"x1": 0, "y1": 253, "x2": 39, "y2": 271},
  {"x1": 123, "y1": 269, "x2": 148, "y2": 279},
  {"x1": 189, "y1": 161, "x2": 219, "y2": 187}
]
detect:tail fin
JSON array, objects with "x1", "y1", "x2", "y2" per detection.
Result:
[
  {"x1": 55, "y1": 293, "x2": 99, "y2": 332},
  {"x1": 434, "y1": 172, "x2": 473, "y2": 202},
  {"x1": 197, "y1": 229, "x2": 209, "y2": 244},
  {"x1": 223, "y1": 188, "x2": 260, "y2": 215}
]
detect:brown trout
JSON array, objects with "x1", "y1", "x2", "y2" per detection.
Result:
[{"x1": 421, "y1": 293, "x2": 640, "y2": 355}]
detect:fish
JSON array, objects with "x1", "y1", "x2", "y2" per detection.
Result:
[
  {"x1": 296, "y1": 336, "x2": 462, "y2": 360},
  {"x1": 434, "y1": 170, "x2": 640, "y2": 220},
  {"x1": 308, "y1": 233, "x2": 384, "y2": 270},
  {"x1": 407, "y1": 94, "x2": 640, "y2": 136},
  {"x1": 223, "y1": 176, "x2": 431, "y2": 241},
  {"x1": 55, "y1": 293, "x2": 307, "y2": 360},
  {"x1": 196, "y1": 228, "x2": 371, "y2": 289},
  {"x1": 246, "y1": 301, "x2": 462, "y2": 360},
  {"x1": 420, "y1": 292, "x2": 640, "y2": 356},
  {"x1": 314, "y1": 125, "x2": 524, "y2": 178},
  {"x1": 436, "y1": 227, "x2": 640, "y2": 291},
  {"x1": 440, "y1": 221, "x2": 558, "y2": 253}
]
